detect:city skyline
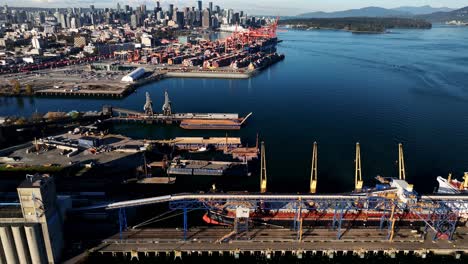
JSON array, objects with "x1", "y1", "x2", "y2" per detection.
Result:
[{"x1": 2, "y1": 0, "x2": 468, "y2": 15}]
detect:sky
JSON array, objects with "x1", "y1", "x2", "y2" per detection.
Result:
[{"x1": 4, "y1": 0, "x2": 468, "y2": 16}]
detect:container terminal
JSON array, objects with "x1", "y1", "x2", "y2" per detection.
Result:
[
  {"x1": 1, "y1": 143, "x2": 467, "y2": 263},
  {"x1": 1, "y1": 21, "x2": 285, "y2": 99},
  {"x1": 105, "y1": 91, "x2": 252, "y2": 130}
]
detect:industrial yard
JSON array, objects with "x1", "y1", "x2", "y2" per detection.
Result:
[
  {"x1": 0, "y1": 130, "x2": 148, "y2": 171},
  {"x1": 0, "y1": 66, "x2": 132, "y2": 97}
]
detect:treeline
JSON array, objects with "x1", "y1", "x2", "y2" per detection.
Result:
[{"x1": 280, "y1": 17, "x2": 432, "y2": 32}]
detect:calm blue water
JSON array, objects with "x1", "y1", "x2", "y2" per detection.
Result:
[{"x1": 2, "y1": 25, "x2": 468, "y2": 194}]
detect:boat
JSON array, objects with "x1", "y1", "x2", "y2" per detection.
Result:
[
  {"x1": 437, "y1": 174, "x2": 468, "y2": 194},
  {"x1": 188, "y1": 147, "x2": 209, "y2": 153}
]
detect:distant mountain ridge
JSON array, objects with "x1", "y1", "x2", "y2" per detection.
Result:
[
  {"x1": 297, "y1": 6, "x2": 454, "y2": 18},
  {"x1": 298, "y1": 7, "x2": 410, "y2": 18},
  {"x1": 391, "y1": 5, "x2": 453, "y2": 15},
  {"x1": 417, "y1": 6, "x2": 468, "y2": 22}
]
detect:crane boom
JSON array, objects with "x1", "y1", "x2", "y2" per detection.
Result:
[
  {"x1": 310, "y1": 142, "x2": 318, "y2": 194},
  {"x1": 260, "y1": 141, "x2": 267, "y2": 193},
  {"x1": 398, "y1": 143, "x2": 406, "y2": 180},
  {"x1": 355, "y1": 142, "x2": 363, "y2": 192}
]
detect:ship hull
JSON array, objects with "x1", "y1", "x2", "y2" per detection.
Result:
[{"x1": 204, "y1": 210, "x2": 429, "y2": 227}]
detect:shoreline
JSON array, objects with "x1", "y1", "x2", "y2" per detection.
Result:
[{"x1": 0, "y1": 63, "x2": 283, "y2": 99}]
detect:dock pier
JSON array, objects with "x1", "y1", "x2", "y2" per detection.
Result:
[
  {"x1": 94, "y1": 227, "x2": 468, "y2": 260},
  {"x1": 103, "y1": 91, "x2": 252, "y2": 129}
]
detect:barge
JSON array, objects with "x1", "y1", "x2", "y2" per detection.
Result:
[
  {"x1": 167, "y1": 159, "x2": 249, "y2": 176},
  {"x1": 180, "y1": 113, "x2": 252, "y2": 130}
]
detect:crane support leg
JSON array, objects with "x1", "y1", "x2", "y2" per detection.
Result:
[
  {"x1": 332, "y1": 204, "x2": 345, "y2": 240},
  {"x1": 183, "y1": 208, "x2": 188, "y2": 241},
  {"x1": 119, "y1": 208, "x2": 127, "y2": 240}
]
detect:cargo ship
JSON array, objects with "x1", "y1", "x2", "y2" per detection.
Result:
[
  {"x1": 179, "y1": 113, "x2": 252, "y2": 130},
  {"x1": 202, "y1": 177, "x2": 466, "y2": 227}
]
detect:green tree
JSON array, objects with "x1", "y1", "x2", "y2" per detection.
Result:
[
  {"x1": 11, "y1": 80, "x2": 20, "y2": 94},
  {"x1": 25, "y1": 84, "x2": 33, "y2": 95}
]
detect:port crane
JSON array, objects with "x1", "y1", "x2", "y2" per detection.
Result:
[
  {"x1": 143, "y1": 92, "x2": 154, "y2": 116},
  {"x1": 75, "y1": 143, "x2": 468, "y2": 243},
  {"x1": 310, "y1": 142, "x2": 318, "y2": 193},
  {"x1": 162, "y1": 90, "x2": 172, "y2": 116},
  {"x1": 260, "y1": 141, "x2": 267, "y2": 193},
  {"x1": 355, "y1": 143, "x2": 364, "y2": 192}
]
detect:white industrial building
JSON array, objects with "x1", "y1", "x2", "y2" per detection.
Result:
[{"x1": 121, "y1": 67, "x2": 145, "y2": 83}]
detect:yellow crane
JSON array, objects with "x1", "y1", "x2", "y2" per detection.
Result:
[
  {"x1": 260, "y1": 141, "x2": 267, "y2": 193},
  {"x1": 398, "y1": 143, "x2": 406, "y2": 180},
  {"x1": 355, "y1": 142, "x2": 364, "y2": 192},
  {"x1": 463, "y1": 172, "x2": 468, "y2": 189},
  {"x1": 310, "y1": 142, "x2": 318, "y2": 194}
]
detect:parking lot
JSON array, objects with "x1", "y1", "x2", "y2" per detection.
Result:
[{"x1": 1, "y1": 65, "x2": 131, "y2": 95}]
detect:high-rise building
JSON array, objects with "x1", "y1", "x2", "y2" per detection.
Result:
[
  {"x1": 169, "y1": 4, "x2": 174, "y2": 18},
  {"x1": 38, "y1": 12, "x2": 46, "y2": 24},
  {"x1": 202, "y1": 9, "x2": 211, "y2": 28},
  {"x1": 130, "y1": 14, "x2": 138, "y2": 28},
  {"x1": 211, "y1": 16, "x2": 219, "y2": 28},
  {"x1": 140, "y1": 4, "x2": 147, "y2": 14},
  {"x1": 232, "y1": 12, "x2": 240, "y2": 25},
  {"x1": 59, "y1": 13, "x2": 67, "y2": 28},
  {"x1": 70, "y1": 16, "x2": 81, "y2": 29},
  {"x1": 209, "y1": 2, "x2": 213, "y2": 13},
  {"x1": 198, "y1": 1, "x2": 202, "y2": 11},
  {"x1": 117, "y1": 3, "x2": 121, "y2": 12},
  {"x1": 90, "y1": 5, "x2": 95, "y2": 12},
  {"x1": 176, "y1": 11, "x2": 185, "y2": 27},
  {"x1": 227, "y1": 9, "x2": 233, "y2": 25},
  {"x1": 32, "y1": 36, "x2": 45, "y2": 49},
  {"x1": 156, "y1": 11, "x2": 164, "y2": 20},
  {"x1": 90, "y1": 13, "x2": 96, "y2": 25}
]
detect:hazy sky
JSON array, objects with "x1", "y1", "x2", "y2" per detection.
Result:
[{"x1": 4, "y1": 0, "x2": 468, "y2": 15}]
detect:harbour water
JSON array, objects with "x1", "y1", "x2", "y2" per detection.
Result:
[{"x1": 2, "y1": 25, "x2": 468, "y2": 194}]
